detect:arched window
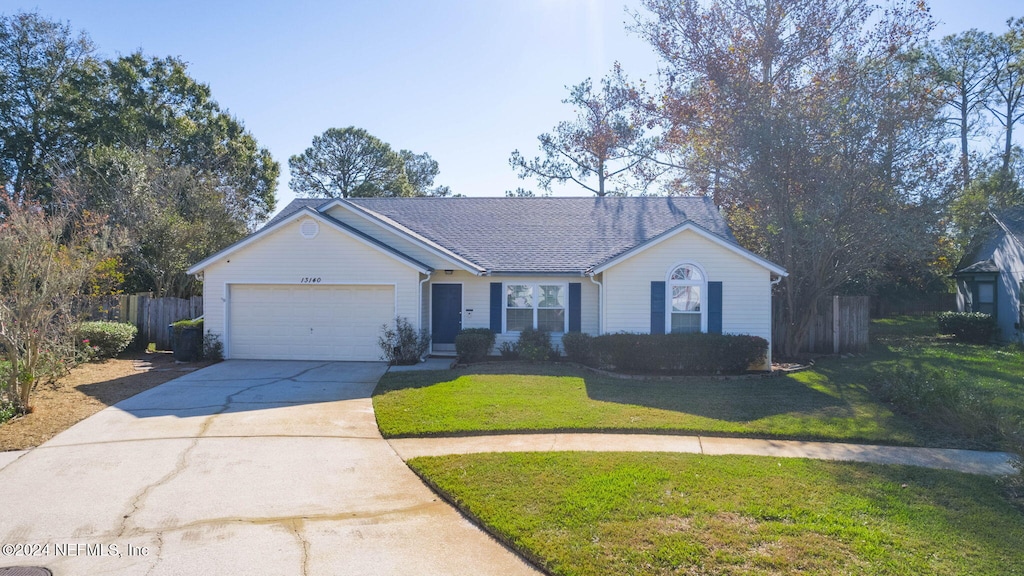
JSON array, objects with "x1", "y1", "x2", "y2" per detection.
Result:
[{"x1": 667, "y1": 263, "x2": 706, "y2": 333}]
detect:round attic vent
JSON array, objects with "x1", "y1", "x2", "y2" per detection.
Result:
[{"x1": 299, "y1": 218, "x2": 319, "y2": 239}]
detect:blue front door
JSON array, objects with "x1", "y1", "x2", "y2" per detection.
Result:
[{"x1": 432, "y1": 284, "x2": 462, "y2": 344}]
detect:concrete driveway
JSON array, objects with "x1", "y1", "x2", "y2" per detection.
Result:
[{"x1": 0, "y1": 361, "x2": 539, "y2": 575}]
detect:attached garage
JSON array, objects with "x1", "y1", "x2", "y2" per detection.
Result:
[{"x1": 228, "y1": 284, "x2": 396, "y2": 361}]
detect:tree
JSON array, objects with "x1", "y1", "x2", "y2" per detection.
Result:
[
  {"x1": 93, "y1": 52, "x2": 278, "y2": 228},
  {"x1": 985, "y1": 18, "x2": 1024, "y2": 188},
  {"x1": 510, "y1": 76, "x2": 653, "y2": 196},
  {"x1": 928, "y1": 30, "x2": 995, "y2": 187},
  {"x1": 291, "y1": 127, "x2": 418, "y2": 198},
  {"x1": 631, "y1": 0, "x2": 947, "y2": 356},
  {"x1": 78, "y1": 146, "x2": 248, "y2": 297},
  {"x1": 0, "y1": 185, "x2": 116, "y2": 413},
  {"x1": 0, "y1": 13, "x2": 280, "y2": 297},
  {"x1": 399, "y1": 150, "x2": 451, "y2": 196},
  {"x1": 0, "y1": 12, "x2": 99, "y2": 203}
]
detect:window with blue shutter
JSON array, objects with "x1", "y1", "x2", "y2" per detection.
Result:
[
  {"x1": 651, "y1": 281, "x2": 666, "y2": 334},
  {"x1": 568, "y1": 283, "x2": 582, "y2": 332},
  {"x1": 490, "y1": 282, "x2": 502, "y2": 333},
  {"x1": 708, "y1": 281, "x2": 723, "y2": 334}
]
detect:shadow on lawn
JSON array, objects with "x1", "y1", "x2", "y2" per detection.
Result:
[
  {"x1": 583, "y1": 374, "x2": 847, "y2": 422},
  {"x1": 378, "y1": 361, "x2": 849, "y2": 423}
]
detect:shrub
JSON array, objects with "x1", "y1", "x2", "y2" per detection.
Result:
[
  {"x1": 455, "y1": 328, "x2": 495, "y2": 363},
  {"x1": 498, "y1": 341, "x2": 520, "y2": 360},
  {"x1": 203, "y1": 331, "x2": 224, "y2": 361},
  {"x1": 76, "y1": 321, "x2": 138, "y2": 358},
  {"x1": 378, "y1": 317, "x2": 430, "y2": 365},
  {"x1": 562, "y1": 332, "x2": 594, "y2": 364},
  {"x1": 590, "y1": 332, "x2": 768, "y2": 375},
  {"x1": 937, "y1": 312, "x2": 997, "y2": 343},
  {"x1": 518, "y1": 328, "x2": 556, "y2": 361}
]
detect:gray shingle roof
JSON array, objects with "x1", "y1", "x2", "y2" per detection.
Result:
[
  {"x1": 954, "y1": 259, "x2": 999, "y2": 274},
  {"x1": 267, "y1": 196, "x2": 737, "y2": 274},
  {"x1": 993, "y1": 207, "x2": 1024, "y2": 250}
]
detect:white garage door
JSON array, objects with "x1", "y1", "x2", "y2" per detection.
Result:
[{"x1": 228, "y1": 284, "x2": 395, "y2": 361}]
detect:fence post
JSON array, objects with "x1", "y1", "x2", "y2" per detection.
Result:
[{"x1": 833, "y1": 295, "x2": 840, "y2": 355}]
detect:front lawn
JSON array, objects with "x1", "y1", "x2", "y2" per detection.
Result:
[
  {"x1": 374, "y1": 362, "x2": 933, "y2": 446},
  {"x1": 816, "y1": 316, "x2": 1024, "y2": 444},
  {"x1": 410, "y1": 452, "x2": 1024, "y2": 576},
  {"x1": 374, "y1": 316, "x2": 1024, "y2": 449}
]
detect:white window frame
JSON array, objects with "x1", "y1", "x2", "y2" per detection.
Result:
[
  {"x1": 665, "y1": 262, "x2": 708, "y2": 334},
  {"x1": 503, "y1": 282, "x2": 569, "y2": 333}
]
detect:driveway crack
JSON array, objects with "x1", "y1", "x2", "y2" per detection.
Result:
[
  {"x1": 142, "y1": 531, "x2": 165, "y2": 576},
  {"x1": 117, "y1": 363, "x2": 333, "y2": 537},
  {"x1": 286, "y1": 518, "x2": 311, "y2": 576}
]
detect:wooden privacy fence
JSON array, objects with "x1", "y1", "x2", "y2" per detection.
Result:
[
  {"x1": 80, "y1": 294, "x2": 203, "y2": 351},
  {"x1": 871, "y1": 293, "x2": 955, "y2": 318},
  {"x1": 776, "y1": 295, "x2": 870, "y2": 354}
]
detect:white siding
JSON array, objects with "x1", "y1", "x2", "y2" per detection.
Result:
[
  {"x1": 602, "y1": 229, "x2": 773, "y2": 367},
  {"x1": 436, "y1": 271, "x2": 599, "y2": 352},
  {"x1": 323, "y1": 204, "x2": 464, "y2": 271},
  {"x1": 201, "y1": 216, "x2": 422, "y2": 358}
]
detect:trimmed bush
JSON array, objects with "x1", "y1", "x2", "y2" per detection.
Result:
[
  {"x1": 589, "y1": 332, "x2": 768, "y2": 375},
  {"x1": 76, "y1": 321, "x2": 138, "y2": 358},
  {"x1": 455, "y1": 328, "x2": 496, "y2": 363},
  {"x1": 378, "y1": 316, "x2": 430, "y2": 365},
  {"x1": 937, "y1": 312, "x2": 997, "y2": 343},
  {"x1": 562, "y1": 332, "x2": 594, "y2": 364},
  {"x1": 518, "y1": 328, "x2": 556, "y2": 361}
]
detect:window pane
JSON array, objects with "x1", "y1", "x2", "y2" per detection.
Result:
[
  {"x1": 538, "y1": 285, "x2": 564, "y2": 308},
  {"x1": 978, "y1": 283, "x2": 995, "y2": 304},
  {"x1": 671, "y1": 265, "x2": 703, "y2": 281},
  {"x1": 671, "y1": 313, "x2": 701, "y2": 333},
  {"x1": 506, "y1": 285, "x2": 532, "y2": 308},
  {"x1": 506, "y1": 308, "x2": 533, "y2": 331},
  {"x1": 537, "y1": 309, "x2": 565, "y2": 332},
  {"x1": 672, "y1": 285, "x2": 701, "y2": 312}
]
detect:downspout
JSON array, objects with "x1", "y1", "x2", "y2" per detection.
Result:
[
  {"x1": 587, "y1": 272, "x2": 604, "y2": 334},
  {"x1": 420, "y1": 271, "x2": 432, "y2": 355},
  {"x1": 768, "y1": 274, "x2": 783, "y2": 370}
]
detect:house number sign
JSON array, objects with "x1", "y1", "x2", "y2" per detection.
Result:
[{"x1": 299, "y1": 277, "x2": 322, "y2": 284}]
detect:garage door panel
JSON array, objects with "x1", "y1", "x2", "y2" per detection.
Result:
[{"x1": 228, "y1": 285, "x2": 395, "y2": 361}]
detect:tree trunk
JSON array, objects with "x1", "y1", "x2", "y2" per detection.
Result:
[{"x1": 960, "y1": 91, "x2": 970, "y2": 186}]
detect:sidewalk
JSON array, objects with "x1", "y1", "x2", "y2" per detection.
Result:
[{"x1": 388, "y1": 433, "x2": 1017, "y2": 476}]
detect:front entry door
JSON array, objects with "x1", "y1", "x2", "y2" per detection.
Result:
[{"x1": 431, "y1": 284, "x2": 462, "y2": 347}]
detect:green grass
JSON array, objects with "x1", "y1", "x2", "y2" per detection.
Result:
[
  {"x1": 374, "y1": 362, "x2": 932, "y2": 446},
  {"x1": 410, "y1": 452, "x2": 1024, "y2": 576},
  {"x1": 374, "y1": 316, "x2": 1024, "y2": 449},
  {"x1": 826, "y1": 316, "x2": 1024, "y2": 418}
]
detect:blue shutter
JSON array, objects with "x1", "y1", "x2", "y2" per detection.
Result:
[
  {"x1": 651, "y1": 281, "x2": 666, "y2": 334},
  {"x1": 708, "y1": 281, "x2": 723, "y2": 334},
  {"x1": 490, "y1": 282, "x2": 503, "y2": 333},
  {"x1": 568, "y1": 283, "x2": 582, "y2": 332}
]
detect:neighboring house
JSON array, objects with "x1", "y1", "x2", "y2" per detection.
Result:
[
  {"x1": 187, "y1": 197, "x2": 788, "y2": 368},
  {"x1": 953, "y1": 208, "x2": 1024, "y2": 343}
]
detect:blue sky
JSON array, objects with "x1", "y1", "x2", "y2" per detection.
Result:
[{"x1": 11, "y1": 0, "x2": 1023, "y2": 216}]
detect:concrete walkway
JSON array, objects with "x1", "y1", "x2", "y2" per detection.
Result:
[
  {"x1": 0, "y1": 361, "x2": 539, "y2": 576},
  {"x1": 389, "y1": 433, "x2": 1017, "y2": 476}
]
